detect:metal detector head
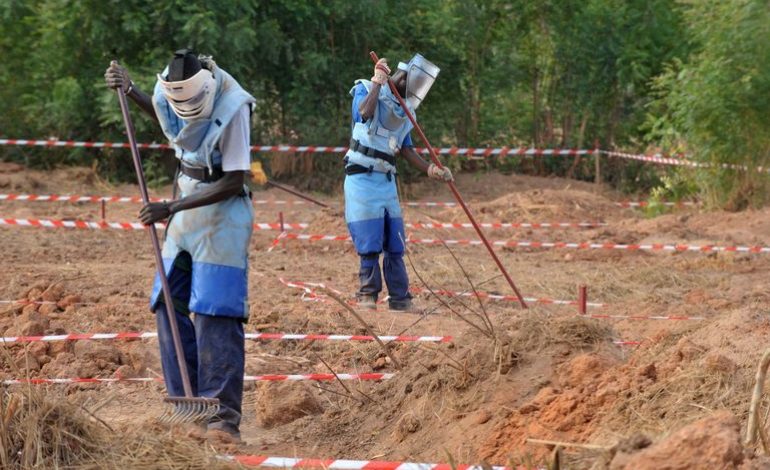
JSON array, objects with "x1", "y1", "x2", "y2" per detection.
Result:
[{"x1": 160, "y1": 396, "x2": 220, "y2": 424}]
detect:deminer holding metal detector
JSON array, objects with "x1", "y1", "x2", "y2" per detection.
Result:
[
  {"x1": 105, "y1": 49, "x2": 255, "y2": 443},
  {"x1": 344, "y1": 54, "x2": 453, "y2": 312}
]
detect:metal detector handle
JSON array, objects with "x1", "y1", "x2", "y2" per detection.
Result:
[
  {"x1": 114, "y1": 66, "x2": 196, "y2": 397},
  {"x1": 369, "y1": 51, "x2": 528, "y2": 308}
]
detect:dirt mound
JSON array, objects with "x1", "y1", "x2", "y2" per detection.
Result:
[
  {"x1": 0, "y1": 282, "x2": 152, "y2": 380},
  {"x1": 609, "y1": 411, "x2": 744, "y2": 469},
  {"x1": 302, "y1": 207, "x2": 347, "y2": 235},
  {"x1": 437, "y1": 188, "x2": 621, "y2": 224},
  {"x1": 255, "y1": 382, "x2": 323, "y2": 428}
]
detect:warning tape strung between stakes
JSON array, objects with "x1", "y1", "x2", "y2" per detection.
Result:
[
  {"x1": 0, "y1": 218, "x2": 307, "y2": 231},
  {"x1": 0, "y1": 214, "x2": 605, "y2": 232},
  {"x1": 278, "y1": 232, "x2": 770, "y2": 254},
  {"x1": 409, "y1": 286, "x2": 608, "y2": 309},
  {"x1": 0, "y1": 193, "x2": 161, "y2": 203},
  {"x1": 3, "y1": 221, "x2": 760, "y2": 255},
  {"x1": 223, "y1": 454, "x2": 530, "y2": 470},
  {"x1": 615, "y1": 200, "x2": 698, "y2": 208},
  {"x1": 405, "y1": 221, "x2": 606, "y2": 230},
  {"x1": 2, "y1": 373, "x2": 394, "y2": 386},
  {"x1": 424, "y1": 288, "x2": 705, "y2": 319},
  {"x1": 280, "y1": 278, "x2": 604, "y2": 310},
  {"x1": 7, "y1": 136, "x2": 760, "y2": 171},
  {"x1": 0, "y1": 193, "x2": 699, "y2": 210},
  {"x1": 0, "y1": 331, "x2": 451, "y2": 344},
  {"x1": 283, "y1": 279, "x2": 705, "y2": 320},
  {"x1": 0, "y1": 138, "x2": 592, "y2": 158},
  {"x1": 602, "y1": 149, "x2": 770, "y2": 173},
  {"x1": 601, "y1": 150, "x2": 706, "y2": 168}
]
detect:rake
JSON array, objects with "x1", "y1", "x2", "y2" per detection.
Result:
[
  {"x1": 369, "y1": 51, "x2": 528, "y2": 308},
  {"x1": 114, "y1": 64, "x2": 219, "y2": 423}
]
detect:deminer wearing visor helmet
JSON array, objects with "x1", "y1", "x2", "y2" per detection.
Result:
[
  {"x1": 344, "y1": 54, "x2": 453, "y2": 312},
  {"x1": 104, "y1": 49, "x2": 255, "y2": 443}
]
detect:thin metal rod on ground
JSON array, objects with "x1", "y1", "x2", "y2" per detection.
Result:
[
  {"x1": 318, "y1": 286, "x2": 403, "y2": 370},
  {"x1": 266, "y1": 180, "x2": 329, "y2": 208}
]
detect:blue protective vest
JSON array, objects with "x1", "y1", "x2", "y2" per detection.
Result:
[
  {"x1": 150, "y1": 65, "x2": 256, "y2": 318},
  {"x1": 345, "y1": 80, "x2": 415, "y2": 174}
]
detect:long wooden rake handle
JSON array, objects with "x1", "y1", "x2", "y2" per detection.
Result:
[
  {"x1": 369, "y1": 51, "x2": 527, "y2": 308},
  {"x1": 114, "y1": 70, "x2": 196, "y2": 398}
]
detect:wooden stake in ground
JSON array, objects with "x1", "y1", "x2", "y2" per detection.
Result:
[
  {"x1": 318, "y1": 286, "x2": 402, "y2": 370},
  {"x1": 745, "y1": 349, "x2": 770, "y2": 452}
]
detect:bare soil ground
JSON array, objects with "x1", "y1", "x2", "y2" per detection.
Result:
[{"x1": 3, "y1": 161, "x2": 770, "y2": 468}]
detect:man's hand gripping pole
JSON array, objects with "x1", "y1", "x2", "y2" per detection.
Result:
[{"x1": 369, "y1": 51, "x2": 528, "y2": 308}]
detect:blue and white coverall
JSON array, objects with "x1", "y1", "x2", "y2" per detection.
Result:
[
  {"x1": 344, "y1": 80, "x2": 415, "y2": 309},
  {"x1": 150, "y1": 65, "x2": 255, "y2": 436}
]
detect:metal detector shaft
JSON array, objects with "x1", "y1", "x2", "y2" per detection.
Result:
[
  {"x1": 369, "y1": 51, "x2": 528, "y2": 308},
  {"x1": 115, "y1": 80, "x2": 196, "y2": 398},
  {"x1": 266, "y1": 180, "x2": 329, "y2": 208}
]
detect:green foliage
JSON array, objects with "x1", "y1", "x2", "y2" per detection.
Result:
[
  {"x1": 645, "y1": 170, "x2": 699, "y2": 217},
  {"x1": 2, "y1": 0, "x2": 761, "y2": 207},
  {"x1": 645, "y1": 0, "x2": 770, "y2": 209}
]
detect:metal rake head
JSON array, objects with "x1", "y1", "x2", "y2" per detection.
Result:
[{"x1": 160, "y1": 397, "x2": 220, "y2": 424}]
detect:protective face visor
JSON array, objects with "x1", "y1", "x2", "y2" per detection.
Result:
[
  {"x1": 156, "y1": 68, "x2": 216, "y2": 120},
  {"x1": 404, "y1": 53, "x2": 440, "y2": 109}
]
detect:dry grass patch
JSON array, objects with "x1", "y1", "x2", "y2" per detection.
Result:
[{"x1": 0, "y1": 388, "x2": 233, "y2": 469}]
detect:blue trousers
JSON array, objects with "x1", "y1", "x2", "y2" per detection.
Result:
[
  {"x1": 344, "y1": 173, "x2": 411, "y2": 305},
  {"x1": 153, "y1": 252, "x2": 245, "y2": 436},
  {"x1": 359, "y1": 252, "x2": 411, "y2": 306}
]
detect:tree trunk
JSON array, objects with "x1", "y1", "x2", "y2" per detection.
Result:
[{"x1": 566, "y1": 114, "x2": 589, "y2": 179}]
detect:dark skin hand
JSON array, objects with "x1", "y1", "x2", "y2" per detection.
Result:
[
  {"x1": 357, "y1": 69, "x2": 429, "y2": 172},
  {"x1": 138, "y1": 171, "x2": 247, "y2": 224},
  {"x1": 358, "y1": 70, "x2": 407, "y2": 121},
  {"x1": 104, "y1": 61, "x2": 158, "y2": 122},
  {"x1": 105, "y1": 62, "x2": 247, "y2": 225},
  {"x1": 399, "y1": 146, "x2": 430, "y2": 174}
]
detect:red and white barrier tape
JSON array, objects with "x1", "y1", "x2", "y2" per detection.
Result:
[
  {"x1": 0, "y1": 193, "x2": 160, "y2": 203},
  {"x1": 282, "y1": 278, "x2": 607, "y2": 310},
  {"x1": 410, "y1": 286, "x2": 608, "y2": 309},
  {"x1": 406, "y1": 221, "x2": 606, "y2": 230},
  {"x1": 0, "y1": 299, "x2": 143, "y2": 307},
  {"x1": 0, "y1": 193, "x2": 700, "y2": 210},
  {"x1": 4, "y1": 221, "x2": 759, "y2": 254},
  {"x1": 0, "y1": 218, "x2": 306, "y2": 231},
  {"x1": 279, "y1": 232, "x2": 770, "y2": 254},
  {"x1": 601, "y1": 150, "x2": 705, "y2": 168},
  {"x1": 0, "y1": 138, "x2": 592, "y2": 158},
  {"x1": 2, "y1": 373, "x2": 394, "y2": 386},
  {"x1": 284, "y1": 280, "x2": 705, "y2": 321},
  {"x1": 602, "y1": 149, "x2": 770, "y2": 173},
  {"x1": 0, "y1": 331, "x2": 451, "y2": 344},
  {"x1": 593, "y1": 313, "x2": 705, "y2": 321},
  {"x1": 224, "y1": 454, "x2": 529, "y2": 470},
  {"x1": 615, "y1": 200, "x2": 698, "y2": 208},
  {"x1": 406, "y1": 200, "x2": 698, "y2": 209},
  {"x1": 279, "y1": 279, "x2": 367, "y2": 305}
]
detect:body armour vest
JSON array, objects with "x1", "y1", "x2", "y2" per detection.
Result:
[
  {"x1": 345, "y1": 80, "x2": 415, "y2": 174},
  {"x1": 153, "y1": 65, "x2": 256, "y2": 173}
]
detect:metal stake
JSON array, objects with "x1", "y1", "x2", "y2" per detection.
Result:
[{"x1": 578, "y1": 285, "x2": 587, "y2": 315}]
